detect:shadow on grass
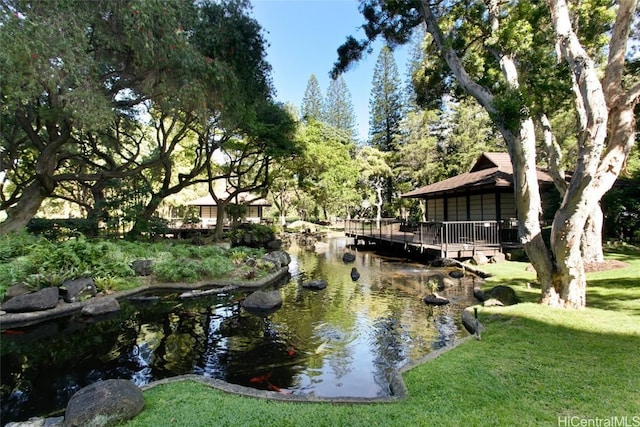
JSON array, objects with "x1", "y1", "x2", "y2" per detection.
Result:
[
  {"x1": 587, "y1": 276, "x2": 640, "y2": 315},
  {"x1": 602, "y1": 243, "x2": 640, "y2": 263}
]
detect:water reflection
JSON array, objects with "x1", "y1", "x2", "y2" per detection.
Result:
[{"x1": 0, "y1": 237, "x2": 478, "y2": 423}]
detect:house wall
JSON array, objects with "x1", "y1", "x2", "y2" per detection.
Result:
[
  {"x1": 425, "y1": 190, "x2": 516, "y2": 221},
  {"x1": 198, "y1": 205, "x2": 267, "y2": 226}
]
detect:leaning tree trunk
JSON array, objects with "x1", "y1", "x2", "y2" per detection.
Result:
[{"x1": 0, "y1": 181, "x2": 50, "y2": 235}]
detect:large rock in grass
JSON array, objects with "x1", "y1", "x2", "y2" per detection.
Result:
[
  {"x1": 486, "y1": 285, "x2": 519, "y2": 306},
  {"x1": 131, "y1": 259, "x2": 153, "y2": 276},
  {"x1": 1, "y1": 287, "x2": 59, "y2": 313},
  {"x1": 65, "y1": 379, "x2": 144, "y2": 427}
]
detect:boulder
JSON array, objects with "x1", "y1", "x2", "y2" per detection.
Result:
[
  {"x1": 81, "y1": 297, "x2": 120, "y2": 317},
  {"x1": 448, "y1": 269, "x2": 464, "y2": 279},
  {"x1": 1, "y1": 287, "x2": 59, "y2": 313},
  {"x1": 131, "y1": 259, "x2": 153, "y2": 276},
  {"x1": 64, "y1": 379, "x2": 144, "y2": 427},
  {"x1": 261, "y1": 250, "x2": 291, "y2": 268},
  {"x1": 429, "y1": 258, "x2": 458, "y2": 268},
  {"x1": 60, "y1": 277, "x2": 97, "y2": 303},
  {"x1": 342, "y1": 252, "x2": 356, "y2": 263},
  {"x1": 470, "y1": 253, "x2": 489, "y2": 265},
  {"x1": 266, "y1": 239, "x2": 282, "y2": 250},
  {"x1": 3, "y1": 283, "x2": 31, "y2": 301},
  {"x1": 422, "y1": 294, "x2": 450, "y2": 306},
  {"x1": 486, "y1": 285, "x2": 519, "y2": 306},
  {"x1": 461, "y1": 307, "x2": 484, "y2": 338},
  {"x1": 489, "y1": 252, "x2": 506, "y2": 264},
  {"x1": 242, "y1": 290, "x2": 283, "y2": 311},
  {"x1": 483, "y1": 298, "x2": 504, "y2": 307},
  {"x1": 350, "y1": 267, "x2": 360, "y2": 281},
  {"x1": 302, "y1": 279, "x2": 328, "y2": 290},
  {"x1": 473, "y1": 287, "x2": 487, "y2": 302}
]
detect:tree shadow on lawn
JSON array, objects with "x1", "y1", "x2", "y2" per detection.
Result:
[{"x1": 586, "y1": 277, "x2": 640, "y2": 315}]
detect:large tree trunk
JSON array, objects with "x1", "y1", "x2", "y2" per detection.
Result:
[
  {"x1": 503, "y1": 121, "x2": 556, "y2": 300},
  {"x1": 213, "y1": 199, "x2": 229, "y2": 240},
  {"x1": 0, "y1": 181, "x2": 49, "y2": 234},
  {"x1": 544, "y1": 0, "x2": 637, "y2": 308},
  {"x1": 581, "y1": 205, "x2": 604, "y2": 263},
  {"x1": 127, "y1": 195, "x2": 164, "y2": 240}
]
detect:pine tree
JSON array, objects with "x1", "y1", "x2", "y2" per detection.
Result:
[
  {"x1": 368, "y1": 45, "x2": 404, "y2": 151},
  {"x1": 324, "y1": 75, "x2": 357, "y2": 138},
  {"x1": 301, "y1": 74, "x2": 323, "y2": 122}
]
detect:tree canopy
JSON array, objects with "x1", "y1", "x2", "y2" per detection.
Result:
[{"x1": 0, "y1": 0, "x2": 295, "y2": 235}]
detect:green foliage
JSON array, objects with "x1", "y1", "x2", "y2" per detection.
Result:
[
  {"x1": 26, "y1": 218, "x2": 99, "y2": 240},
  {"x1": 324, "y1": 76, "x2": 357, "y2": 138},
  {"x1": 227, "y1": 223, "x2": 275, "y2": 248},
  {"x1": 152, "y1": 257, "x2": 201, "y2": 282},
  {"x1": 490, "y1": 86, "x2": 531, "y2": 133},
  {"x1": 369, "y1": 45, "x2": 404, "y2": 151},
  {"x1": 301, "y1": 74, "x2": 324, "y2": 122}
]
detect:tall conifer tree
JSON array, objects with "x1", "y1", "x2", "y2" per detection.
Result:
[
  {"x1": 301, "y1": 74, "x2": 324, "y2": 122},
  {"x1": 324, "y1": 75, "x2": 357, "y2": 138},
  {"x1": 368, "y1": 45, "x2": 404, "y2": 151}
]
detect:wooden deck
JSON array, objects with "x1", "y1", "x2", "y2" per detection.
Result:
[{"x1": 345, "y1": 219, "x2": 510, "y2": 259}]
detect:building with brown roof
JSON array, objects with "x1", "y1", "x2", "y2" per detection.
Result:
[{"x1": 401, "y1": 152, "x2": 557, "y2": 223}]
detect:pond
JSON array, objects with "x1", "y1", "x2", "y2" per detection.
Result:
[{"x1": 0, "y1": 237, "x2": 481, "y2": 424}]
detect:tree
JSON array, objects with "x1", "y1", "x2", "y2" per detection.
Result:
[
  {"x1": 392, "y1": 109, "x2": 443, "y2": 221},
  {"x1": 333, "y1": 0, "x2": 639, "y2": 308},
  {"x1": 356, "y1": 146, "x2": 393, "y2": 227},
  {"x1": 301, "y1": 74, "x2": 324, "y2": 122},
  {"x1": 0, "y1": 0, "x2": 283, "y2": 238},
  {"x1": 439, "y1": 98, "x2": 504, "y2": 177},
  {"x1": 207, "y1": 101, "x2": 297, "y2": 239},
  {"x1": 0, "y1": 0, "x2": 216, "y2": 234},
  {"x1": 292, "y1": 121, "x2": 359, "y2": 221},
  {"x1": 369, "y1": 45, "x2": 404, "y2": 151},
  {"x1": 324, "y1": 76, "x2": 358, "y2": 139}
]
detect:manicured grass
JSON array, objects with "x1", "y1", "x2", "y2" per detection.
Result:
[{"x1": 121, "y1": 246, "x2": 640, "y2": 427}]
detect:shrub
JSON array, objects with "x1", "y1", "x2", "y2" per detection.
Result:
[
  {"x1": 153, "y1": 257, "x2": 200, "y2": 282},
  {"x1": 199, "y1": 256, "x2": 234, "y2": 278}
]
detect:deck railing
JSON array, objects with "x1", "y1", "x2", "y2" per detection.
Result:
[{"x1": 345, "y1": 219, "x2": 503, "y2": 250}]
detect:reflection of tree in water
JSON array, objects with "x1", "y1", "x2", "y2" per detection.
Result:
[
  {"x1": 370, "y1": 313, "x2": 408, "y2": 394},
  {"x1": 151, "y1": 308, "x2": 207, "y2": 376},
  {"x1": 432, "y1": 306, "x2": 458, "y2": 350},
  {"x1": 206, "y1": 299, "x2": 302, "y2": 391}
]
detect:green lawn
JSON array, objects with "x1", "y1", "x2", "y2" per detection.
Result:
[{"x1": 121, "y1": 245, "x2": 640, "y2": 427}]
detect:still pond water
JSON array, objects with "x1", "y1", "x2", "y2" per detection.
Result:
[{"x1": 1, "y1": 237, "x2": 480, "y2": 424}]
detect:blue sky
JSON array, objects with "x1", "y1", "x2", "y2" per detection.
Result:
[{"x1": 250, "y1": 0, "x2": 410, "y2": 142}]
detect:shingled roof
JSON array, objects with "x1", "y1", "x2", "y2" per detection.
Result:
[{"x1": 401, "y1": 152, "x2": 554, "y2": 198}]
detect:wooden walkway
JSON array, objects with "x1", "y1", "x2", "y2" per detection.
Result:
[{"x1": 345, "y1": 219, "x2": 505, "y2": 259}]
